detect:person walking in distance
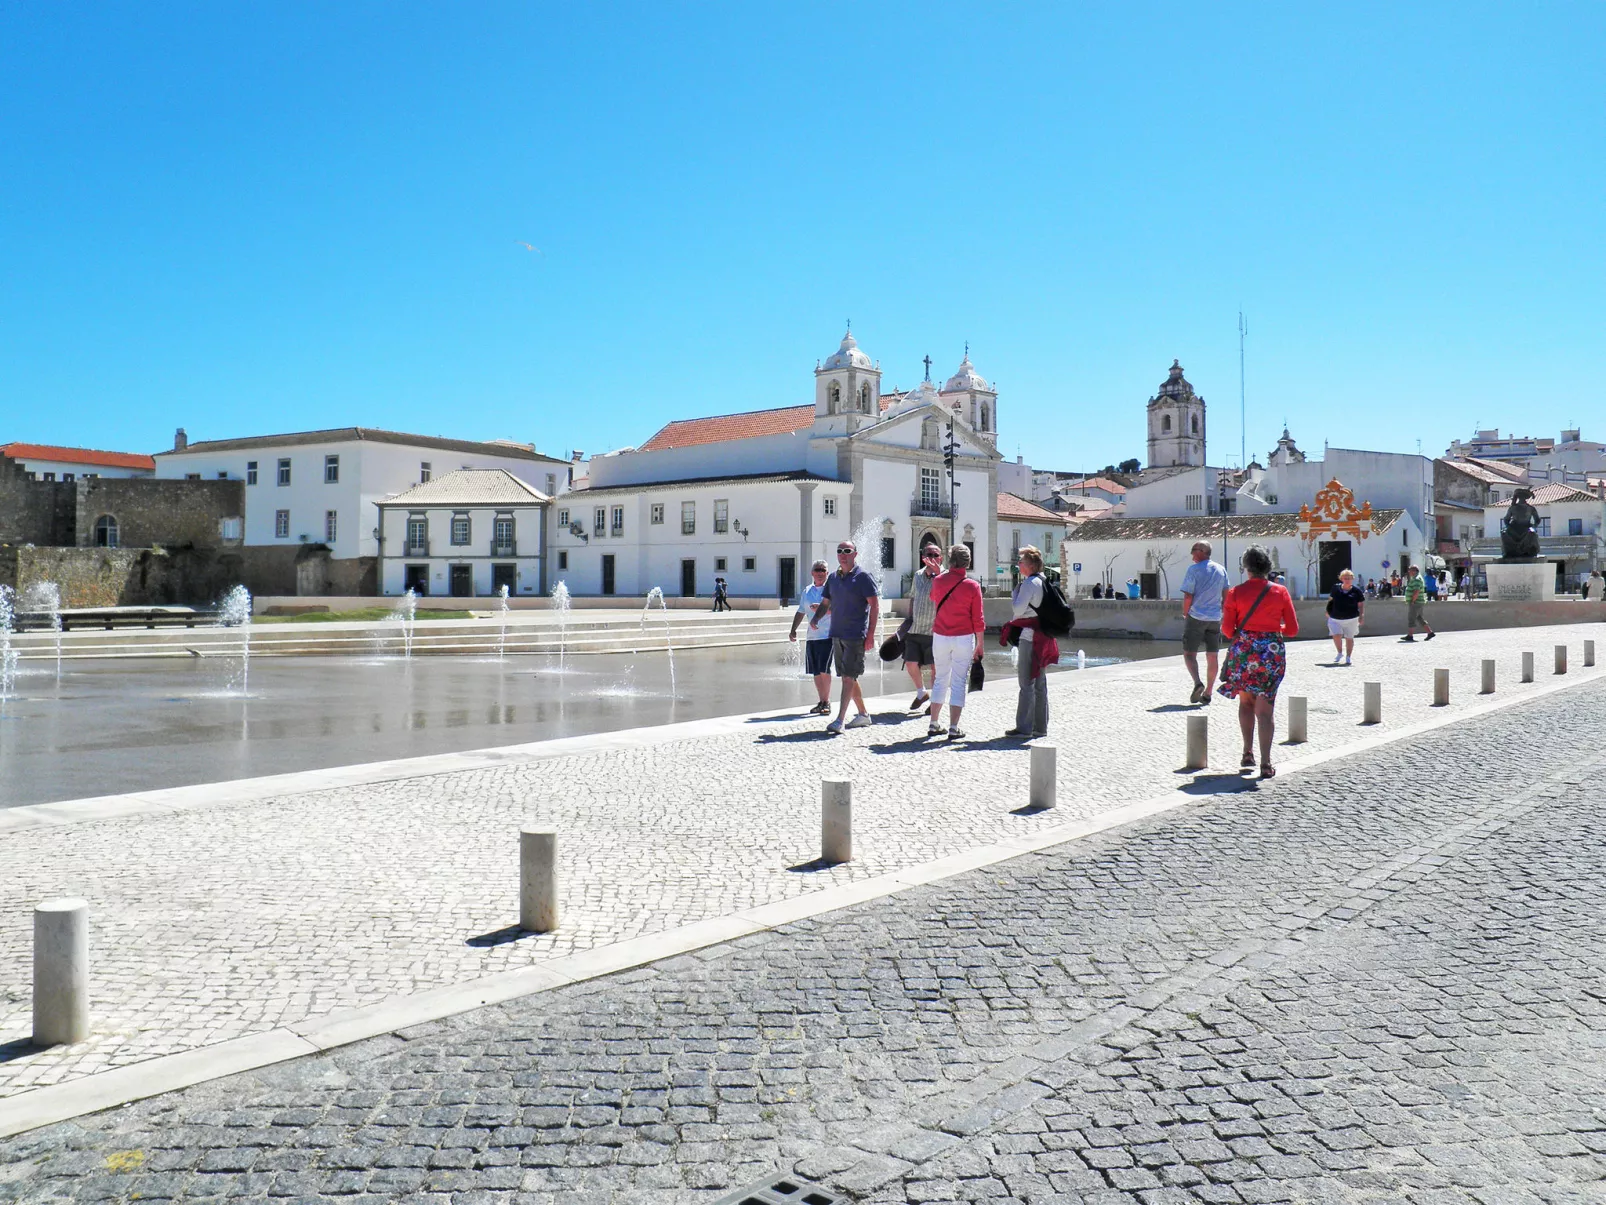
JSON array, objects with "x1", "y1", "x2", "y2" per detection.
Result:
[
  {"x1": 820, "y1": 540, "x2": 879, "y2": 734},
  {"x1": 1326, "y1": 568, "x2": 1365, "y2": 665},
  {"x1": 1400, "y1": 564, "x2": 1435, "y2": 642},
  {"x1": 927, "y1": 544, "x2": 986, "y2": 739},
  {"x1": 711, "y1": 576, "x2": 731, "y2": 612},
  {"x1": 1218, "y1": 545, "x2": 1299, "y2": 779},
  {"x1": 788, "y1": 559, "x2": 834, "y2": 715},
  {"x1": 1001, "y1": 546, "x2": 1056, "y2": 738},
  {"x1": 1179, "y1": 539, "x2": 1229, "y2": 704},
  {"x1": 903, "y1": 544, "x2": 941, "y2": 713}
]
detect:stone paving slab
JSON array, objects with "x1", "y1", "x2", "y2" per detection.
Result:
[
  {"x1": 0, "y1": 624, "x2": 1599, "y2": 1108},
  {"x1": 2, "y1": 658, "x2": 1605, "y2": 1201}
]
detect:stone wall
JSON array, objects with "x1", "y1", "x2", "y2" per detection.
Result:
[
  {"x1": 8, "y1": 545, "x2": 246, "y2": 608},
  {"x1": 73, "y1": 477, "x2": 243, "y2": 550},
  {"x1": 235, "y1": 546, "x2": 377, "y2": 597},
  {"x1": 0, "y1": 457, "x2": 74, "y2": 547}
]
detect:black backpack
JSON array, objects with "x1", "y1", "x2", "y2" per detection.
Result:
[{"x1": 1032, "y1": 578, "x2": 1075, "y2": 638}]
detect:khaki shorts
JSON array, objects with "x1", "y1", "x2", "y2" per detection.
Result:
[
  {"x1": 832, "y1": 636, "x2": 866, "y2": 680},
  {"x1": 902, "y1": 632, "x2": 934, "y2": 668},
  {"x1": 1182, "y1": 615, "x2": 1222, "y2": 654},
  {"x1": 1407, "y1": 600, "x2": 1426, "y2": 627}
]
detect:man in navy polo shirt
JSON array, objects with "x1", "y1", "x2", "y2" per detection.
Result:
[{"x1": 819, "y1": 539, "x2": 880, "y2": 734}]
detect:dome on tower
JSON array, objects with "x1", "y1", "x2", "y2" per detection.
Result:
[
  {"x1": 1156, "y1": 359, "x2": 1194, "y2": 400},
  {"x1": 822, "y1": 329, "x2": 873, "y2": 370},
  {"x1": 943, "y1": 352, "x2": 990, "y2": 393}
]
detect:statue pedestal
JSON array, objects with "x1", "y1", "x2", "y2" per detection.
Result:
[{"x1": 1486, "y1": 560, "x2": 1555, "y2": 602}]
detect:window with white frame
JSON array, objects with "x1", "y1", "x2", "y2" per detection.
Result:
[
  {"x1": 324, "y1": 455, "x2": 339, "y2": 484},
  {"x1": 557, "y1": 508, "x2": 569, "y2": 527},
  {"x1": 1185, "y1": 494, "x2": 1203, "y2": 511},
  {"x1": 651, "y1": 503, "x2": 664, "y2": 524},
  {"x1": 246, "y1": 461, "x2": 258, "y2": 485},
  {"x1": 325, "y1": 510, "x2": 338, "y2": 542},
  {"x1": 451, "y1": 513, "x2": 471, "y2": 545},
  {"x1": 420, "y1": 461, "x2": 432, "y2": 483},
  {"x1": 743, "y1": 556, "x2": 756, "y2": 572},
  {"x1": 277, "y1": 458, "x2": 291, "y2": 486},
  {"x1": 713, "y1": 499, "x2": 729, "y2": 533},
  {"x1": 493, "y1": 514, "x2": 514, "y2": 551},
  {"x1": 594, "y1": 507, "x2": 606, "y2": 537},
  {"x1": 823, "y1": 496, "x2": 837, "y2": 516},
  {"x1": 681, "y1": 501, "x2": 695, "y2": 535},
  {"x1": 715, "y1": 557, "x2": 727, "y2": 571},
  {"x1": 545, "y1": 473, "x2": 556, "y2": 495},
  {"x1": 94, "y1": 515, "x2": 119, "y2": 547},
  {"x1": 406, "y1": 514, "x2": 427, "y2": 551},
  {"x1": 275, "y1": 509, "x2": 290, "y2": 538},
  {"x1": 611, "y1": 505, "x2": 624, "y2": 536},
  {"x1": 920, "y1": 468, "x2": 941, "y2": 510},
  {"x1": 220, "y1": 516, "x2": 242, "y2": 541}
]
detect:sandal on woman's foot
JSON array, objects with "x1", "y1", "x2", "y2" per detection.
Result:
[
  {"x1": 1240, "y1": 753, "x2": 1255, "y2": 769},
  {"x1": 947, "y1": 728, "x2": 966, "y2": 740},
  {"x1": 1260, "y1": 763, "x2": 1276, "y2": 779},
  {"x1": 927, "y1": 725, "x2": 943, "y2": 737}
]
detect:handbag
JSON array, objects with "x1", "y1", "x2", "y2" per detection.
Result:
[{"x1": 968, "y1": 657, "x2": 985, "y2": 693}]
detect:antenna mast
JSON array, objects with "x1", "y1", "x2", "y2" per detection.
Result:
[{"x1": 1238, "y1": 311, "x2": 1248, "y2": 470}]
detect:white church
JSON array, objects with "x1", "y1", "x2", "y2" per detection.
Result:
[{"x1": 550, "y1": 329, "x2": 1003, "y2": 602}]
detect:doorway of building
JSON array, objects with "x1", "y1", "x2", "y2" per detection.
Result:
[
  {"x1": 777, "y1": 557, "x2": 796, "y2": 605},
  {"x1": 490, "y1": 563, "x2": 516, "y2": 596},
  {"x1": 601, "y1": 554, "x2": 615, "y2": 596},
  {"x1": 1318, "y1": 540, "x2": 1352, "y2": 594},
  {"x1": 1139, "y1": 572, "x2": 1159, "y2": 599},
  {"x1": 681, "y1": 559, "x2": 696, "y2": 598},
  {"x1": 403, "y1": 564, "x2": 429, "y2": 596},
  {"x1": 449, "y1": 564, "x2": 473, "y2": 597}
]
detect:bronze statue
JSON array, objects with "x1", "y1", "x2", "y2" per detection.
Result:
[{"x1": 1500, "y1": 488, "x2": 1541, "y2": 561}]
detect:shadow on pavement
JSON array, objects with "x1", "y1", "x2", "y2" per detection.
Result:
[
  {"x1": 1178, "y1": 772, "x2": 1258, "y2": 795},
  {"x1": 464, "y1": 925, "x2": 533, "y2": 948}
]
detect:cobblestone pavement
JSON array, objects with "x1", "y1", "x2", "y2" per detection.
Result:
[
  {"x1": 0, "y1": 625, "x2": 1600, "y2": 1103},
  {"x1": 3, "y1": 654, "x2": 1605, "y2": 1200}
]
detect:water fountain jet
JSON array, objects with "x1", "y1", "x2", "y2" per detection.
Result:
[
  {"x1": 642, "y1": 587, "x2": 677, "y2": 697},
  {"x1": 550, "y1": 581, "x2": 571, "y2": 673},
  {"x1": 20, "y1": 581, "x2": 63, "y2": 683},
  {"x1": 218, "y1": 585, "x2": 252, "y2": 694}
]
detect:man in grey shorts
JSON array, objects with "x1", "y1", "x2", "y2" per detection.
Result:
[
  {"x1": 820, "y1": 540, "x2": 879, "y2": 734},
  {"x1": 1179, "y1": 539, "x2": 1230, "y2": 704},
  {"x1": 903, "y1": 544, "x2": 940, "y2": 711}
]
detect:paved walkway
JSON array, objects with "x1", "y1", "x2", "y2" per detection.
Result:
[
  {"x1": 3, "y1": 640, "x2": 1605, "y2": 1200},
  {"x1": 0, "y1": 625, "x2": 1599, "y2": 1111}
]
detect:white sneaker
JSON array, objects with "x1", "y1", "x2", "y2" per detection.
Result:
[
  {"x1": 845, "y1": 713, "x2": 873, "y2": 729},
  {"x1": 1333, "y1": 653, "x2": 1344, "y2": 664},
  {"x1": 1344, "y1": 655, "x2": 1352, "y2": 665},
  {"x1": 825, "y1": 719, "x2": 843, "y2": 735}
]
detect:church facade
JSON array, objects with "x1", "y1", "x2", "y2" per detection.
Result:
[{"x1": 550, "y1": 330, "x2": 1003, "y2": 601}]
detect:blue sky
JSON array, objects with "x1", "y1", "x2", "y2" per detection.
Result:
[{"x1": 3, "y1": 3, "x2": 1601, "y2": 472}]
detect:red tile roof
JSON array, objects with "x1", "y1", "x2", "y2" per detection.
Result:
[
  {"x1": 0, "y1": 442, "x2": 155, "y2": 471},
  {"x1": 1062, "y1": 476, "x2": 1128, "y2": 495},
  {"x1": 639, "y1": 406, "x2": 813, "y2": 452},
  {"x1": 997, "y1": 492, "x2": 1067, "y2": 524},
  {"x1": 1528, "y1": 482, "x2": 1600, "y2": 505}
]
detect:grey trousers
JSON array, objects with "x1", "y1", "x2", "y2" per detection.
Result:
[{"x1": 1015, "y1": 645, "x2": 1048, "y2": 735}]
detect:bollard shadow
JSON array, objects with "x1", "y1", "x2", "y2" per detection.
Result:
[
  {"x1": 787, "y1": 857, "x2": 840, "y2": 874},
  {"x1": 951, "y1": 736, "x2": 1035, "y2": 751},
  {"x1": 1009, "y1": 803, "x2": 1055, "y2": 816},
  {"x1": 745, "y1": 710, "x2": 829, "y2": 724},
  {"x1": 0, "y1": 1037, "x2": 39, "y2": 1064},
  {"x1": 869, "y1": 735, "x2": 938, "y2": 754},
  {"x1": 1179, "y1": 772, "x2": 1258, "y2": 795},
  {"x1": 465, "y1": 924, "x2": 534, "y2": 948},
  {"x1": 1148, "y1": 703, "x2": 1197, "y2": 713}
]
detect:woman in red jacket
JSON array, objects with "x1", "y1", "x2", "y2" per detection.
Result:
[
  {"x1": 1217, "y1": 545, "x2": 1299, "y2": 779},
  {"x1": 928, "y1": 544, "x2": 986, "y2": 740}
]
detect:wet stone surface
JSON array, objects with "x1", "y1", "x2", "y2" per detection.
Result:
[{"x1": 3, "y1": 673, "x2": 1605, "y2": 1201}]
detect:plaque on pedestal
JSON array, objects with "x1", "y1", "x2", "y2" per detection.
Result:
[{"x1": 1485, "y1": 560, "x2": 1555, "y2": 602}]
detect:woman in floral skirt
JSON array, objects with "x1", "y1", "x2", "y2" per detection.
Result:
[{"x1": 1217, "y1": 545, "x2": 1299, "y2": 779}]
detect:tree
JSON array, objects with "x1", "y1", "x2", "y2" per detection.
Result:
[
  {"x1": 1150, "y1": 545, "x2": 1180, "y2": 598},
  {"x1": 1298, "y1": 535, "x2": 1332, "y2": 599},
  {"x1": 1101, "y1": 550, "x2": 1123, "y2": 593},
  {"x1": 1117, "y1": 457, "x2": 1141, "y2": 474}
]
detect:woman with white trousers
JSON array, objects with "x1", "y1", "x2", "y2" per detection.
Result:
[{"x1": 927, "y1": 544, "x2": 986, "y2": 740}]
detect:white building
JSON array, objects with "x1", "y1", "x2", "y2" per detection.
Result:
[
  {"x1": 154, "y1": 426, "x2": 569, "y2": 595},
  {"x1": 996, "y1": 493, "x2": 1070, "y2": 576},
  {"x1": 375, "y1": 470, "x2": 549, "y2": 598},
  {"x1": 1448, "y1": 428, "x2": 1606, "y2": 479},
  {"x1": 0, "y1": 442, "x2": 155, "y2": 480},
  {"x1": 550, "y1": 330, "x2": 1003, "y2": 601}
]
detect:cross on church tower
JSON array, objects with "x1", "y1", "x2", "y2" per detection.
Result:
[{"x1": 922, "y1": 355, "x2": 932, "y2": 382}]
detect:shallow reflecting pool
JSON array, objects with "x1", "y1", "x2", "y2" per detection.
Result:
[{"x1": 0, "y1": 638, "x2": 1179, "y2": 807}]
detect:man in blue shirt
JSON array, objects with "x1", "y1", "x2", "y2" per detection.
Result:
[
  {"x1": 1179, "y1": 539, "x2": 1230, "y2": 705},
  {"x1": 819, "y1": 540, "x2": 880, "y2": 734}
]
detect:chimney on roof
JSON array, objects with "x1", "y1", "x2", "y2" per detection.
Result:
[{"x1": 174, "y1": 427, "x2": 188, "y2": 451}]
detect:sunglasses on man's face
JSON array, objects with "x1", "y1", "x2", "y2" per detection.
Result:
[{"x1": 836, "y1": 548, "x2": 854, "y2": 555}]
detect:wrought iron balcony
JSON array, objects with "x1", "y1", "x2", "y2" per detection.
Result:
[
  {"x1": 491, "y1": 541, "x2": 517, "y2": 557},
  {"x1": 403, "y1": 540, "x2": 430, "y2": 557},
  {"x1": 910, "y1": 499, "x2": 954, "y2": 518}
]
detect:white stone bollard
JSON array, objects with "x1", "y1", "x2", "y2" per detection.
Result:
[
  {"x1": 1363, "y1": 682, "x2": 1382, "y2": 725},
  {"x1": 1287, "y1": 696, "x2": 1308, "y2": 744},
  {"x1": 1029, "y1": 743, "x2": 1057, "y2": 810},
  {"x1": 821, "y1": 779, "x2": 852, "y2": 864},
  {"x1": 33, "y1": 899, "x2": 89, "y2": 1047},
  {"x1": 1481, "y1": 659, "x2": 1496, "y2": 694},
  {"x1": 1184, "y1": 715, "x2": 1208, "y2": 770},
  {"x1": 519, "y1": 827, "x2": 559, "y2": 933},
  {"x1": 1521, "y1": 652, "x2": 1534, "y2": 683},
  {"x1": 1555, "y1": 644, "x2": 1568, "y2": 675},
  {"x1": 1433, "y1": 668, "x2": 1449, "y2": 707},
  {"x1": 1587, "y1": 640, "x2": 1596, "y2": 668}
]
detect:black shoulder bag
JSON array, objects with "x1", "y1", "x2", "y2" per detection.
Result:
[{"x1": 1228, "y1": 582, "x2": 1273, "y2": 641}]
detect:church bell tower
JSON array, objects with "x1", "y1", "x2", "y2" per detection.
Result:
[{"x1": 1146, "y1": 360, "x2": 1206, "y2": 468}]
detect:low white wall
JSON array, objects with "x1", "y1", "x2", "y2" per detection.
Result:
[{"x1": 253, "y1": 594, "x2": 780, "y2": 614}]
